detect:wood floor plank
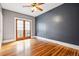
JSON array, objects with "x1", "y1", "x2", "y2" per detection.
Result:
[{"x1": 0, "y1": 39, "x2": 79, "y2": 56}]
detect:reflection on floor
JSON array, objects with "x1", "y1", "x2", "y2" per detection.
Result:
[{"x1": 0, "y1": 39, "x2": 79, "y2": 56}]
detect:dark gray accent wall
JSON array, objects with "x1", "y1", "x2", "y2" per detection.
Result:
[{"x1": 36, "y1": 3, "x2": 79, "y2": 45}]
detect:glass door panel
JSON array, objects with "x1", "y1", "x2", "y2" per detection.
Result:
[
  {"x1": 17, "y1": 20, "x2": 23, "y2": 39},
  {"x1": 25, "y1": 21, "x2": 31, "y2": 38}
]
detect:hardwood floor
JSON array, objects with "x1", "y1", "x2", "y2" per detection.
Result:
[{"x1": 0, "y1": 39, "x2": 79, "y2": 56}]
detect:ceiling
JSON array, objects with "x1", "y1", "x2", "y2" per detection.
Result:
[{"x1": 1, "y1": 3, "x2": 63, "y2": 17}]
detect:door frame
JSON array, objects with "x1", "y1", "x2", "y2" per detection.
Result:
[{"x1": 14, "y1": 17, "x2": 32, "y2": 41}]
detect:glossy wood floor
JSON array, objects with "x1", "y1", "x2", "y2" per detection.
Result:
[{"x1": 0, "y1": 39, "x2": 79, "y2": 56}]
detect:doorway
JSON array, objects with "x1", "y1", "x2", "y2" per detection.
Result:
[{"x1": 16, "y1": 18, "x2": 32, "y2": 41}]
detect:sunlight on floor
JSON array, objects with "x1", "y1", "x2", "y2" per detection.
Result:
[
  {"x1": 16, "y1": 39, "x2": 31, "y2": 51},
  {"x1": 16, "y1": 39, "x2": 31, "y2": 55}
]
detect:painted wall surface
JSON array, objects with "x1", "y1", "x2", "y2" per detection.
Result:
[
  {"x1": 0, "y1": 4, "x2": 3, "y2": 48},
  {"x1": 36, "y1": 4, "x2": 79, "y2": 45},
  {"x1": 3, "y1": 9, "x2": 35, "y2": 41}
]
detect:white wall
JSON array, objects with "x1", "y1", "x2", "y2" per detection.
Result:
[
  {"x1": 2, "y1": 9, "x2": 35, "y2": 43},
  {"x1": 0, "y1": 4, "x2": 3, "y2": 48}
]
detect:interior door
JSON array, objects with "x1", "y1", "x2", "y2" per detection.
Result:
[
  {"x1": 16, "y1": 19, "x2": 23, "y2": 40},
  {"x1": 25, "y1": 21, "x2": 31, "y2": 38},
  {"x1": 16, "y1": 19, "x2": 31, "y2": 40}
]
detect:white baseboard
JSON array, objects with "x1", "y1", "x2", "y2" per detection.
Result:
[
  {"x1": 2, "y1": 39, "x2": 16, "y2": 44},
  {"x1": 34, "y1": 36, "x2": 79, "y2": 50}
]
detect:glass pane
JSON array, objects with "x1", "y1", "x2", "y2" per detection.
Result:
[
  {"x1": 25, "y1": 21, "x2": 31, "y2": 37},
  {"x1": 17, "y1": 20, "x2": 23, "y2": 37}
]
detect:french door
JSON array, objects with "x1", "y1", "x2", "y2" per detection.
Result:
[{"x1": 16, "y1": 19, "x2": 31, "y2": 40}]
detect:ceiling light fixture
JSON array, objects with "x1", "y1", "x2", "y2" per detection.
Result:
[{"x1": 23, "y1": 3, "x2": 44, "y2": 12}]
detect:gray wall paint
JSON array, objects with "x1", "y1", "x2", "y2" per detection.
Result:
[
  {"x1": 36, "y1": 3, "x2": 79, "y2": 45},
  {"x1": 3, "y1": 9, "x2": 35, "y2": 41},
  {"x1": 0, "y1": 4, "x2": 3, "y2": 47}
]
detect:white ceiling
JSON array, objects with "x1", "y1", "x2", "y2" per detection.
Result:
[{"x1": 1, "y1": 3, "x2": 63, "y2": 17}]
